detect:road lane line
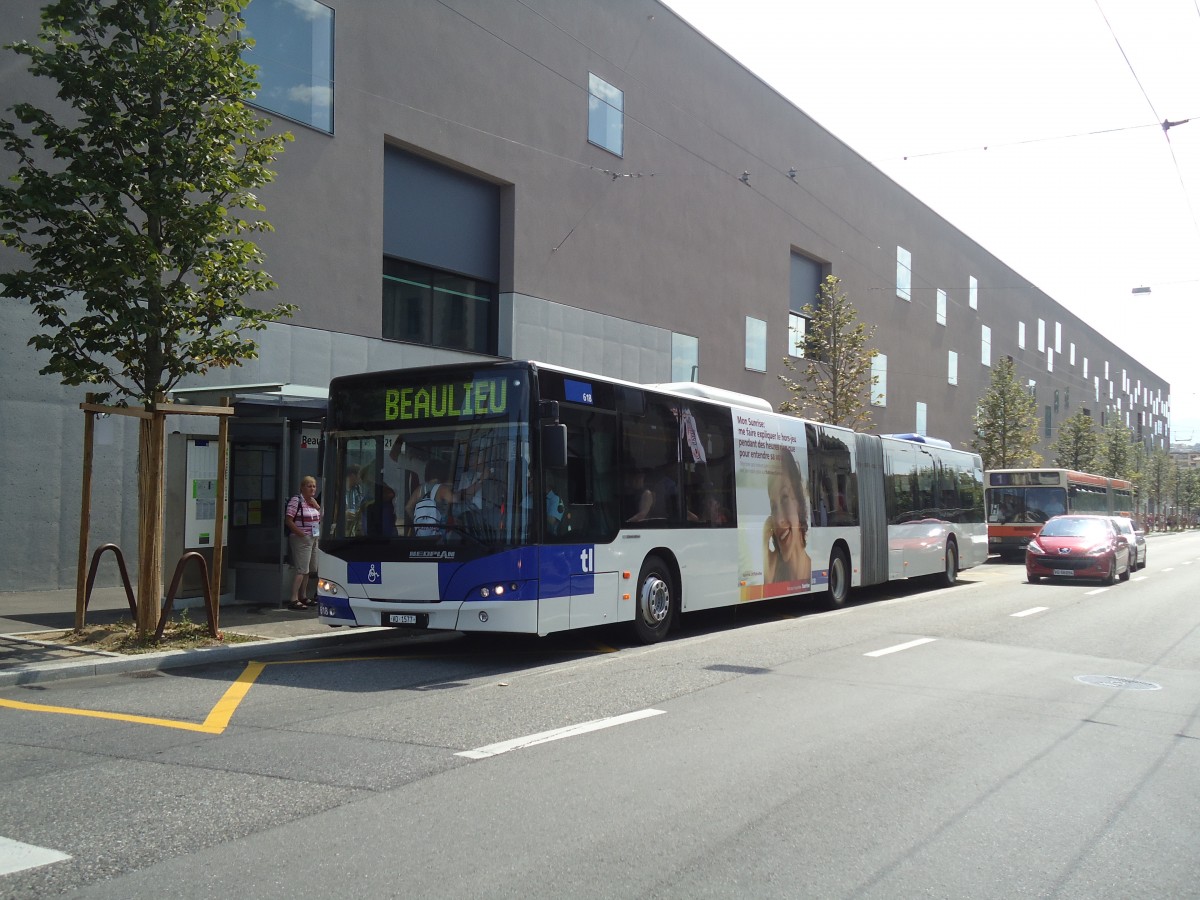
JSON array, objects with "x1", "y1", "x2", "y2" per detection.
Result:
[
  {"x1": 0, "y1": 836, "x2": 70, "y2": 876},
  {"x1": 1011, "y1": 607, "x2": 1049, "y2": 617},
  {"x1": 1085, "y1": 588, "x2": 1108, "y2": 595},
  {"x1": 864, "y1": 638, "x2": 936, "y2": 657},
  {"x1": 457, "y1": 708, "x2": 666, "y2": 759}
]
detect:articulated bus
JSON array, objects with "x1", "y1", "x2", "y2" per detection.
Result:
[
  {"x1": 984, "y1": 468, "x2": 1134, "y2": 557},
  {"x1": 315, "y1": 361, "x2": 988, "y2": 642}
]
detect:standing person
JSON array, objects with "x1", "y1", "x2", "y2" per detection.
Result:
[
  {"x1": 284, "y1": 476, "x2": 322, "y2": 609},
  {"x1": 405, "y1": 460, "x2": 453, "y2": 536},
  {"x1": 453, "y1": 446, "x2": 487, "y2": 516},
  {"x1": 762, "y1": 447, "x2": 812, "y2": 587},
  {"x1": 344, "y1": 465, "x2": 364, "y2": 536}
]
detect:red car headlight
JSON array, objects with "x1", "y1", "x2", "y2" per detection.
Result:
[{"x1": 1027, "y1": 540, "x2": 1045, "y2": 555}]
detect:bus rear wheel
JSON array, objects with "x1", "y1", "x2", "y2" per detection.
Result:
[
  {"x1": 826, "y1": 547, "x2": 850, "y2": 608},
  {"x1": 633, "y1": 555, "x2": 674, "y2": 644},
  {"x1": 940, "y1": 538, "x2": 959, "y2": 587}
]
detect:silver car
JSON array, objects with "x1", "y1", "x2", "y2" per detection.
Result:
[{"x1": 1110, "y1": 517, "x2": 1147, "y2": 570}]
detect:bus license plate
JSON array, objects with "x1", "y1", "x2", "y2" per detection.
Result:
[
  {"x1": 384, "y1": 612, "x2": 418, "y2": 626},
  {"x1": 1053, "y1": 569, "x2": 1073, "y2": 577}
]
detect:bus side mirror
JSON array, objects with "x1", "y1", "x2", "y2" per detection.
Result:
[{"x1": 542, "y1": 423, "x2": 567, "y2": 469}]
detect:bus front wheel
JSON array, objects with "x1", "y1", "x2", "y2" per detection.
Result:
[
  {"x1": 826, "y1": 547, "x2": 851, "y2": 608},
  {"x1": 633, "y1": 555, "x2": 674, "y2": 643}
]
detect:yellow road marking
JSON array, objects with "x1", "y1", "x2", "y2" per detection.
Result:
[
  {"x1": 0, "y1": 644, "x2": 615, "y2": 733},
  {"x1": 0, "y1": 660, "x2": 270, "y2": 734}
]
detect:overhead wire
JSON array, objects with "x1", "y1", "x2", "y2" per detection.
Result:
[{"x1": 1092, "y1": 0, "x2": 1200, "y2": 236}]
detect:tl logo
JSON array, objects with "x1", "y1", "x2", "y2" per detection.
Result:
[{"x1": 578, "y1": 546, "x2": 594, "y2": 574}]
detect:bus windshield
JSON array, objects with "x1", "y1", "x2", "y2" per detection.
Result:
[
  {"x1": 987, "y1": 485, "x2": 1066, "y2": 524},
  {"x1": 322, "y1": 367, "x2": 534, "y2": 550}
]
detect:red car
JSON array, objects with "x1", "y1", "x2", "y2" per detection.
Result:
[{"x1": 1026, "y1": 514, "x2": 1131, "y2": 585}]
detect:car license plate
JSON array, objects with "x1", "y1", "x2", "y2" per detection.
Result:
[
  {"x1": 1053, "y1": 569, "x2": 1073, "y2": 577},
  {"x1": 384, "y1": 612, "x2": 418, "y2": 626}
]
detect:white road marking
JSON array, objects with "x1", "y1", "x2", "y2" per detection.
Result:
[
  {"x1": 457, "y1": 708, "x2": 666, "y2": 759},
  {"x1": 1163, "y1": 567, "x2": 1175, "y2": 573},
  {"x1": 864, "y1": 637, "x2": 936, "y2": 657},
  {"x1": 1134, "y1": 576, "x2": 1148, "y2": 582},
  {"x1": 1085, "y1": 588, "x2": 1109, "y2": 595},
  {"x1": 0, "y1": 836, "x2": 70, "y2": 876},
  {"x1": 1011, "y1": 607, "x2": 1049, "y2": 617}
]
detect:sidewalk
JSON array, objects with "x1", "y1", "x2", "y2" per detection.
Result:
[{"x1": 0, "y1": 586, "x2": 404, "y2": 687}]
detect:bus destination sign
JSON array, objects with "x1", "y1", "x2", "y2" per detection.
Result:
[{"x1": 384, "y1": 377, "x2": 510, "y2": 423}]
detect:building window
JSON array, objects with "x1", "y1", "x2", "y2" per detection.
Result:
[
  {"x1": 872, "y1": 353, "x2": 888, "y2": 406},
  {"x1": 1037, "y1": 319, "x2": 1046, "y2": 352},
  {"x1": 1054, "y1": 390, "x2": 1060, "y2": 414},
  {"x1": 1028, "y1": 379, "x2": 1037, "y2": 399},
  {"x1": 1070, "y1": 343, "x2": 1076, "y2": 366},
  {"x1": 969, "y1": 275, "x2": 978, "y2": 310},
  {"x1": 915, "y1": 401, "x2": 927, "y2": 435},
  {"x1": 1018, "y1": 321, "x2": 1026, "y2": 349},
  {"x1": 382, "y1": 257, "x2": 495, "y2": 353},
  {"x1": 981, "y1": 325, "x2": 991, "y2": 367},
  {"x1": 241, "y1": 0, "x2": 334, "y2": 133},
  {"x1": 789, "y1": 252, "x2": 821, "y2": 358},
  {"x1": 588, "y1": 73, "x2": 623, "y2": 156},
  {"x1": 948, "y1": 350, "x2": 958, "y2": 385},
  {"x1": 896, "y1": 246, "x2": 912, "y2": 301},
  {"x1": 936, "y1": 289, "x2": 947, "y2": 326},
  {"x1": 1055, "y1": 322, "x2": 1062, "y2": 352},
  {"x1": 672, "y1": 333, "x2": 699, "y2": 382},
  {"x1": 745, "y1": 316, "x2": 766, "y2": 372},
  {"x1": 1065, "y1": 388, "x2": 1070, "y2": 409},
  {"x1": 788, "y1": 313, "x2": 807, "y2": 358},
  {"x1": 1045, "y1": 406, "x2": 1052, "y2": 437},
  {"x1": 1094, "y1": 376, "x2": 1100, "y2": 402},
  {"x1": 1083, "y1": 357, "x2": 1089, "y2": 379},
  {"x1": 1047, "y1": 349, "x2": 1054, "y2": 372}
]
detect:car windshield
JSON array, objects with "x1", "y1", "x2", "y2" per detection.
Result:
[
  {"x1": 1112, "y1": 519, "x2": 1132, "y2": 535},
  {"x1": 1040, "y1": 517, "x2": 1108, "y2": 539}
]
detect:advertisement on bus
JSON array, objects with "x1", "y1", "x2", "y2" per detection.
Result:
[{"x1": 733, "y1": 412, "x2": 812, "y2": 600}]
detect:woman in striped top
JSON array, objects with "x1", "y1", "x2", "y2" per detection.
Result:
[{"x1": 284, "y1": 476, "x2": 322, "y2": 609}]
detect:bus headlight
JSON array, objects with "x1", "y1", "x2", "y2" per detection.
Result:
[
  {"x1": 479, "y1": 583, "x2": 521, "y2": 599},
  {"x1": 317, "y1": 578, "x2": 342, "y2": 596}
]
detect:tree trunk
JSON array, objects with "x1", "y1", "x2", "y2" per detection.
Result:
[{"x1": 135, "y1": 411, "x2": 166, "y2": 636}]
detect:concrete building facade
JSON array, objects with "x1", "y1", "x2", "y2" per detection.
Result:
[{"x1": 0, "y1": 0, "x2": 1170, "y2": 595}]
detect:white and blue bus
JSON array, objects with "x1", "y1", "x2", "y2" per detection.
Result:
[{"x1": 315, "y1": 361, "x2": 987, "y2": 642}]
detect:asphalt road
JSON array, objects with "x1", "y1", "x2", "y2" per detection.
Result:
[{"x1": 3, "y1": 532, "x2": 1199, "y2": 899}]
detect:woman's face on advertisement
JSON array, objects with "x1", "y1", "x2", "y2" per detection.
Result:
[{"x1": 770, "y1": 473, "x2": 807, "y2": 563}]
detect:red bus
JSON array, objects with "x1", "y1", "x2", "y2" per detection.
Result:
[{"x1": 984, "y1": 468, "x2": 1133, "y2": 557}]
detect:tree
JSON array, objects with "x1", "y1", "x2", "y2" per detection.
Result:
[
  {"x1": 777, "y1": 274, "x2": 878, "y2": 428},
  {"x1": 1180, "y1": 467, "x2": 1200, "y2": 528},
  {"x1": 1049, "y1": 409, "x2": 1099, "y2": 471},
  {"x1": 1098, "y1": 412, "x2": 1135, "y2": 480},
  {"x1": 1, "y1": 0, "x2": 295, "y2": 635},
  {"x1": 1145, "y1": 449, "x2": 1173, "y2": 529},
  {"x1": 971, "y1": 356, "x2": 1041, "y2": 470}
]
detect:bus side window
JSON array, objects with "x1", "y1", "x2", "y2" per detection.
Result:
[{"x1": 679, "y1": 404, "x2": 735, "y2": 528}]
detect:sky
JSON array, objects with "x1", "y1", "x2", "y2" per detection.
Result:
[{"x1": 666, "y1": 0, "x2": 1200, "y2": 445}]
